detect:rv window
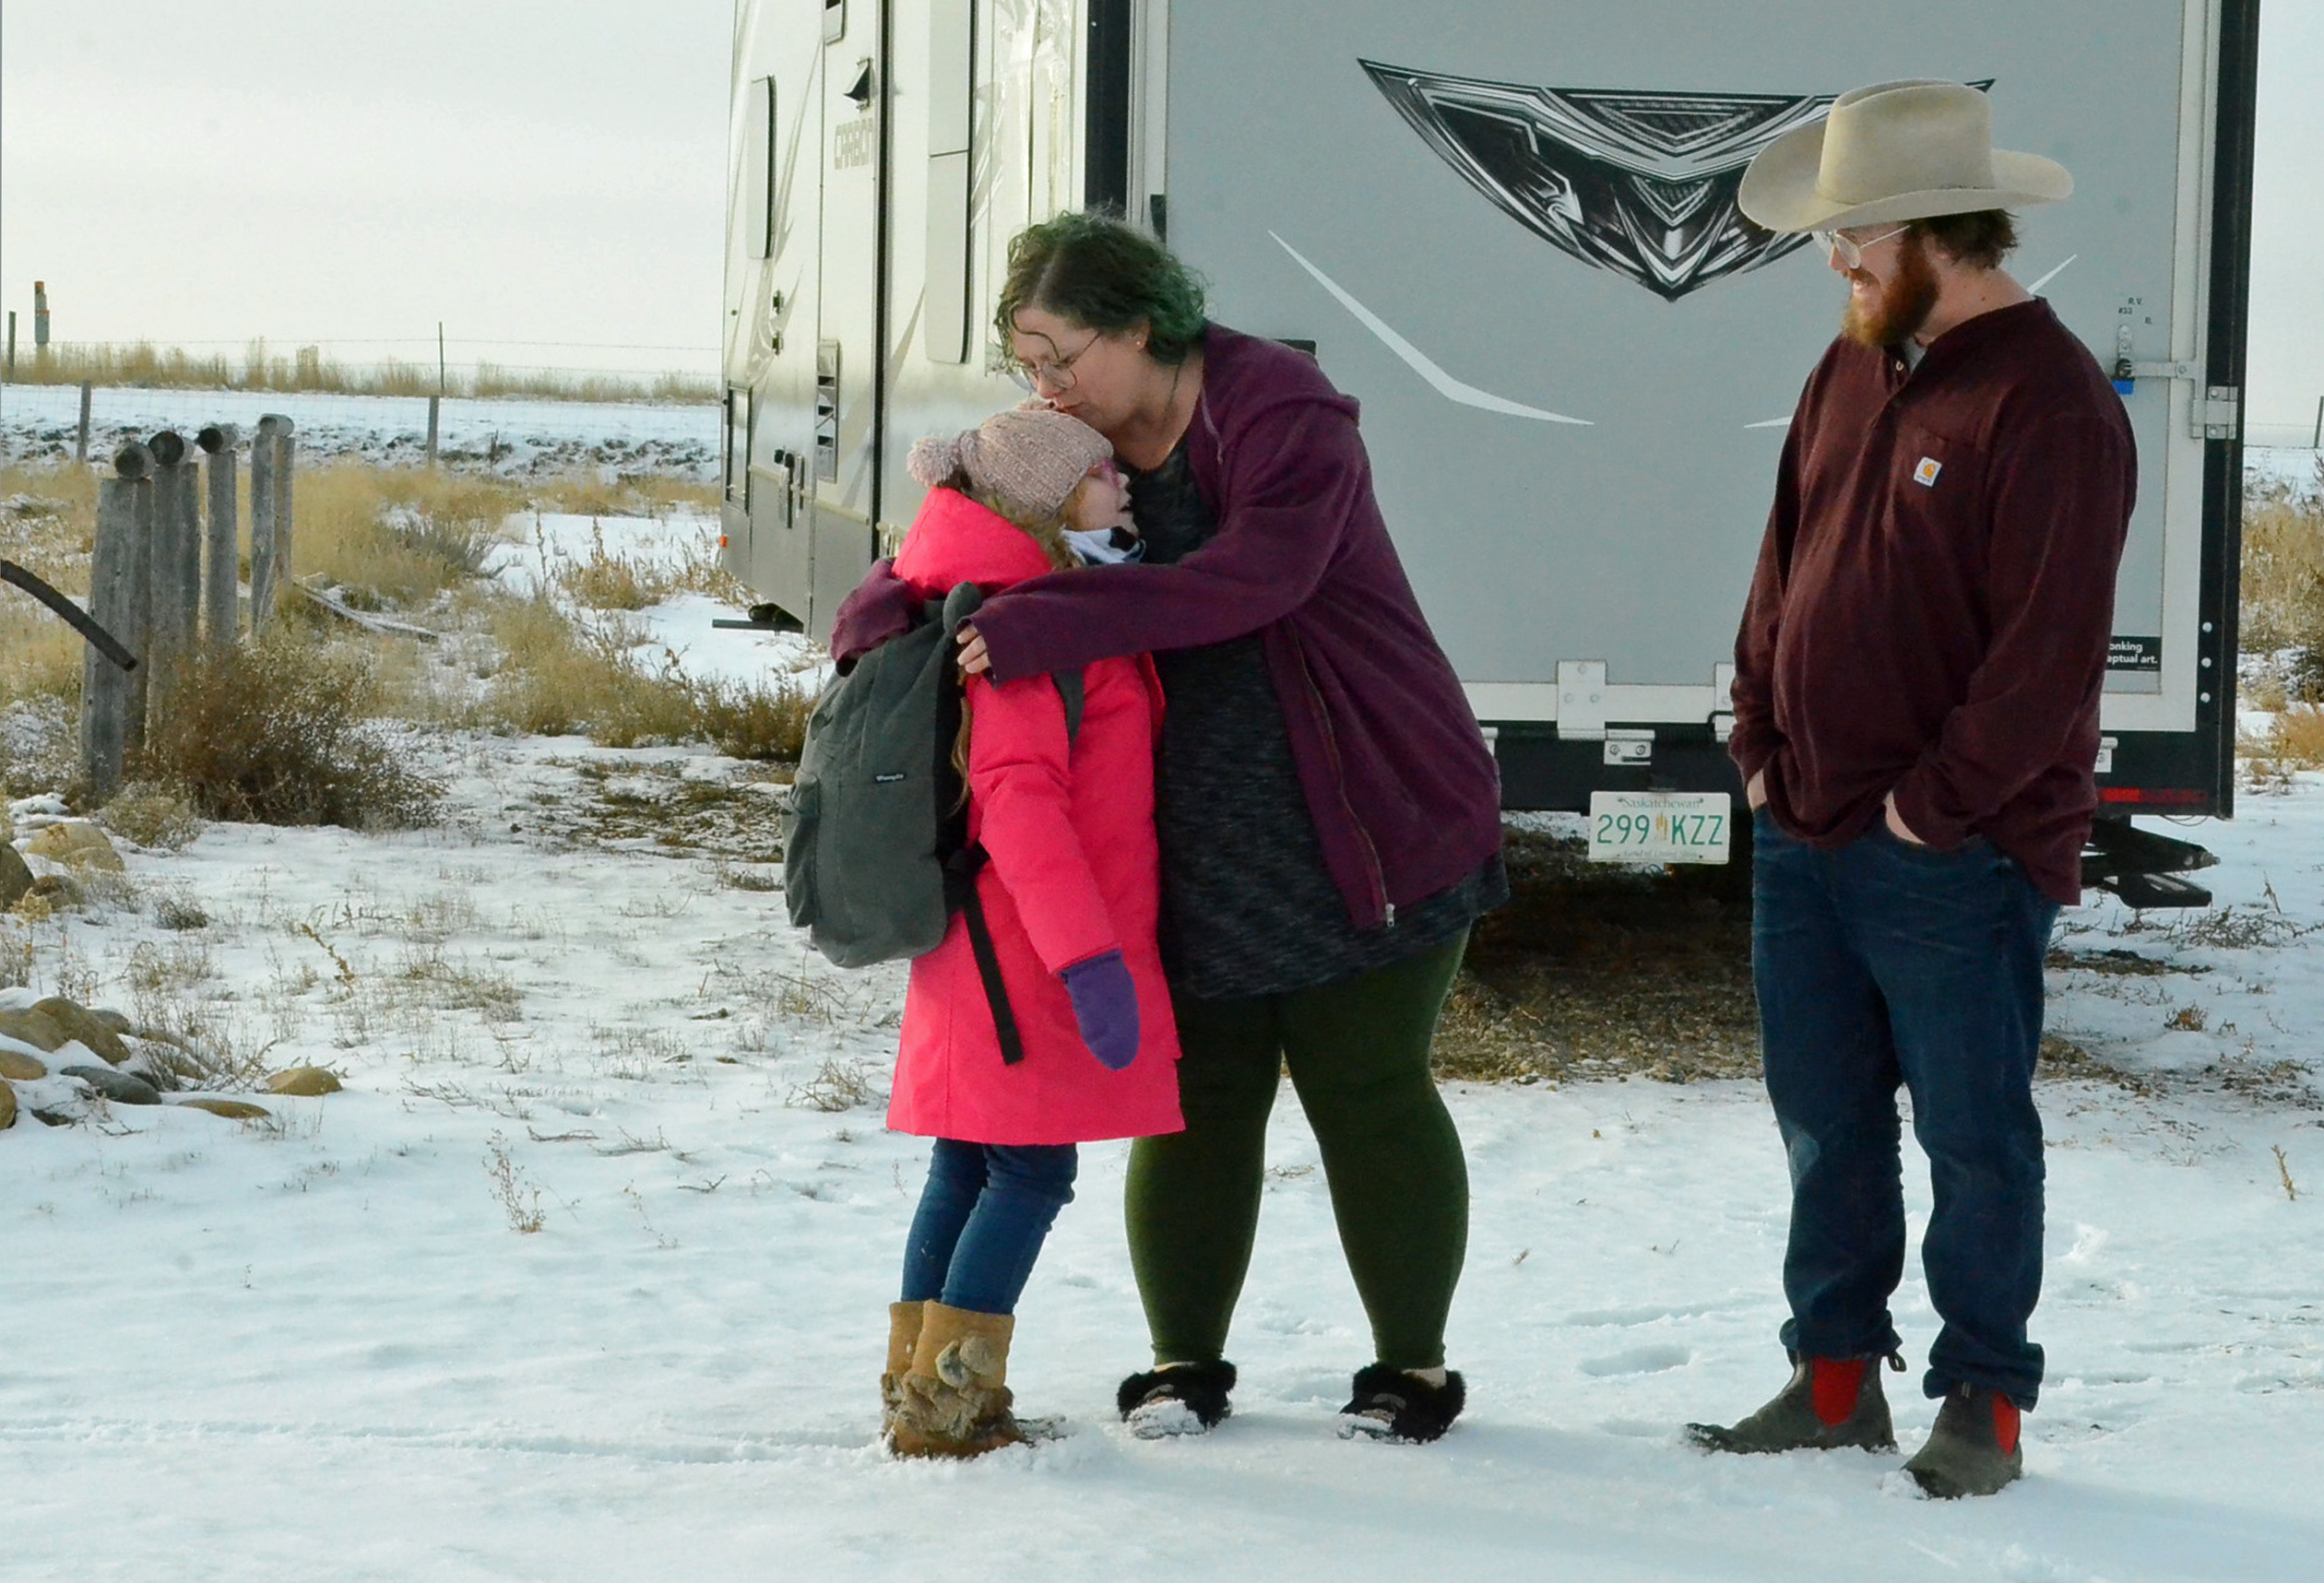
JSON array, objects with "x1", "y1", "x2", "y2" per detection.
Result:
[
  {"x1": 742, "y1": 77, "x2": 775, "y2": 261},
  {"x1": 726, "y1": 388, "x2": 751, "y2": 504}
]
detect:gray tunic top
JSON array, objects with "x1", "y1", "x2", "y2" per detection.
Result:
[{"x1": 1130, "y1": 443, "x2": 1506, "y2": 1001}]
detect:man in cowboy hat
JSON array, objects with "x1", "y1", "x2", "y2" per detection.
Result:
[{"x1": 1686, "y1": 80, "x2": 2135, "y2": 1497}]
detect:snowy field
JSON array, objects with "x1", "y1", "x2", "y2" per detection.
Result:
[
  {"x1": 4, "y1": 641, "x2": 2319, "y2": 1577},
  {"x1": 2, "y1": 447, "x2": 2320, "y2": 1577},
  {"x1": 0, "y1": 380, "x2": 717, "y2": 478}
]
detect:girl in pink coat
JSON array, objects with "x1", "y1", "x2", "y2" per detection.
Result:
[{"x1": 878, "y1": 407, "x2": 1182, "y2": 1459}]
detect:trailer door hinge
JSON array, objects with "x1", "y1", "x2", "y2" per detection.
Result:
[
  {"x1": 1557, "y1": 659, "x2": 1607, "y2": 739},
  {"x1": 2195, "y1": 386, "x2": 2239, "y2": 440}
]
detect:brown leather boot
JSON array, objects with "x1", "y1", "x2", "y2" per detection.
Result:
[
  {"x1": 889, "y1": 1301, "x2": 1026, "y2": 1459},
  {"x1": 880, "y1": 1301, "x2": 925, "y2": 1446}
]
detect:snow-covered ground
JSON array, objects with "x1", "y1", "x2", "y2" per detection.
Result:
[
  {"x1": 0, "y1": 381, "x2": 717, "y2": 478},
  {"x1": 5, "y1": 513, "x2": 2322, "y2": 1582},
  {"x1": 492, "y1": 509, "x2": 826, "y2": 691}
]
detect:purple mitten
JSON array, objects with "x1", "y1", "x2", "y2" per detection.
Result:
[{"x1": 1060, "y1": 951, "x2": 1139, "y2": 1070}]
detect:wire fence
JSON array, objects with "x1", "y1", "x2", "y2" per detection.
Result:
[{"x1": 1, "y1": 384, "x2": 717, "y2": 478}]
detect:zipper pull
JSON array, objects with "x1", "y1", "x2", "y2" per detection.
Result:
[{"x1": 1383, "y1": 902, "x2": 1397, "y2": 928}]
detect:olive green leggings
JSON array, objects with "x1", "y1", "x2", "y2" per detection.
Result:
[{"x1": 1124, "y1": 933, "x2": 1470, "y2": 1372}]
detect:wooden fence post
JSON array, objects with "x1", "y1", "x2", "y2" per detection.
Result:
[
  {"x1": 196, "y1": 423, "x2": 240, "y2": 646},
  {"x1": 145, "y1": 431, "x2": 201, "y2": 726},
  {"x1": 273, "y1": 415, "x2": 296, "y2": 595},
  {"x1": 248, "y1": 415, "x2": 280, "y2": 629},
  {"x1": 83, "y1": 443, "x2": 155, "y2": 798},
  {"x1": 76, "y1": 382, "x2": 93, "y2": 464},
  {"x1": 426, "y1": 394, "x2": 440, "y2": 468}
]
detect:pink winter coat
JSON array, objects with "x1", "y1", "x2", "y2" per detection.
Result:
[{"x1": 885, "y1": 487, "x2": 1184, "y2": 1147}]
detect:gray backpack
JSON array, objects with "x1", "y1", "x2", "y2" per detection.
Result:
[{"x1": 782, "y1": 582, "x2": 1080, "y2": 1062}]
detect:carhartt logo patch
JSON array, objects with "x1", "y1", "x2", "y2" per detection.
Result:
[{"x1": 1913, "y1": 456, "x2": 1943, "y2": 487}]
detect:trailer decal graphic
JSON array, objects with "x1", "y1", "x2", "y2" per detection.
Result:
[{"x1": 1360, "y1": 61, "x2": 1842, "y2": 301}]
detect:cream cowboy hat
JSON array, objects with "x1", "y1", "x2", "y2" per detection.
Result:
[{"x1": 1738, "y1": 79, "x2": 2071, "y2": 234}]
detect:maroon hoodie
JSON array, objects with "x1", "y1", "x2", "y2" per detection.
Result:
[{"x1": 829, "y1": 324, "x2": 1502, "y2": 931}]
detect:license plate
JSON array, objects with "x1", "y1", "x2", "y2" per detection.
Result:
[{"x1": 1587, "y1": 791, "x2": 1732, "y2": 865}]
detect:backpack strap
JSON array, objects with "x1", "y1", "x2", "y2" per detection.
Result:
[{"x1": 943, "y1": 846, "x2": 1026, "y2": 1066}]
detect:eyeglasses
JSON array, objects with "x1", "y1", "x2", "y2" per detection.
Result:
[
  {"x1": 1814, "y1": 225, "x2": 1910, "y2": 269},
  {"x1": 1005, "y1": 329, "x2": 1103, "y2": 394}
]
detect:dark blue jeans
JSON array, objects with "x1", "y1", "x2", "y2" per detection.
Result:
[
  {"x1": 1751, "y1": 810, "x2": 2058, "y2": 1409},
  {"x1": 900, "y1": 1140, "x2": 1078, "y2": 1317}
]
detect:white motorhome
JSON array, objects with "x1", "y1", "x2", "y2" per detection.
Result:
[{"x1": 720, "y1": 0, "x2": 2259, "y2": 903}]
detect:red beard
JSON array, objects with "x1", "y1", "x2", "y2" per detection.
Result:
[{"x1": 1841, "y1": 233, "x2": 1939, "y2": 348}]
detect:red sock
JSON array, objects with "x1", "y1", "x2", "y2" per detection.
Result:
[{"x1": 1809, "y1": 1357, "x2": 1868, "y2": 1426}]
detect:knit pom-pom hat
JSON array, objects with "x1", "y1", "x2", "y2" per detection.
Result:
[{"x1": 907, "y1": 408, "x2": 1113, "y2": 522}]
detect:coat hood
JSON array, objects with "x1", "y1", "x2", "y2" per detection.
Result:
[{"x1": 893, "y1": 486, "x2": 1059, "y2": 596}]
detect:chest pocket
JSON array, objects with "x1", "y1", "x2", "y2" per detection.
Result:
[
  {"x1": 1887, "y1": 421, "x2": 1987, "y2": 547},
  {"x1": 1882, "y1": 419, "x2": 1993, "y2": 635}
]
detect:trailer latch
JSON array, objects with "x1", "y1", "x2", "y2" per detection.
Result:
[{"x1": 1603, "y1": 728, "x2": 1653, "y2": 766}]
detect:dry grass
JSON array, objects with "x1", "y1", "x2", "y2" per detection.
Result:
[
  {"x1": 529, "y1": 475, "x2": 720, "y2": 518},
  {"x1": 2, "y1": 467, "x2": 101, "y2": 715},
  {"x1": 2242, "y1": 458, "x2": 2324, "y2": 691},
  {"x1": 293, "y1": 463, "x2": 526, "y2": 609},
  {"x1": 479, "y1": 594, "x2": 808, "y2": 760},
  {"x1": 2244, "y1": 704, "x2": 2324, "y2": 776},
  {"x1": 9, "y1": 340, "x2": 716, "y2": 405}
]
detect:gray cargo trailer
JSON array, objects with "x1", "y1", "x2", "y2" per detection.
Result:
[{"x1": 720, "y1": 0, "x2": 2259, "y2": 900}]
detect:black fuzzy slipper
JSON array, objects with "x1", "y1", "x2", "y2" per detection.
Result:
[
  {"x1": 1117, "y1": 1360, "x2": 1238, "y2": 1438},
  {"x1": 1337, "y1": 1364, "x2": 1466, "y2": 1444}
]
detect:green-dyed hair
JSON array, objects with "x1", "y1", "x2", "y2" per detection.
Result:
[{"x1": 994, "y1": 209, "x2": 1209, "y2": 366}]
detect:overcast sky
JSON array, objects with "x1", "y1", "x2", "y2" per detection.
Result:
[{"x1": 0, "y1": 2, "x2": 2317, "y2": 434}]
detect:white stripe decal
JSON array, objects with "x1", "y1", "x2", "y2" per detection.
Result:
[
  {"x1": 1268, "y1": 231, "x2": 1594, "y2": 426},
  {"x1": 2024, "y1": 254, "x2": 2079, "y2": 293}
]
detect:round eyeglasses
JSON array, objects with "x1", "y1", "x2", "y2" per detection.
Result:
[
  {"x1": 1813, "y1": 225, "x2": 1910, "y2": 270},
  {"x1": 1004, "y1": 328, "x2": 1103, "y2": 395}
]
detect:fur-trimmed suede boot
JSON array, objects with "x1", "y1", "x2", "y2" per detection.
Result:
[
  {"x1": 880, "y1": 1300, "x2": 926, "y2": 1444},
  {"x1": 1338, "y1": 1365, "x2": 1466, "y2": 1443},
  {"x1": 1685, "y1": 1354, "x2": 1899, "y2": 1454},
  {"x1": 889, "y1": 1301, "x2": 1026, "y2": 1459},
  {"x1": 1117, "y1": 1360, "x2": 1238, "y2": 1438},
  {"x1": 1903, "y1": 1384, "x2": 2023, "y2": 1497}
]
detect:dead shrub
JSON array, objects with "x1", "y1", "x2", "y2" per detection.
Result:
[
  {"x1": 0, "y1": 697, "x2": 78, "y2": 799},
  {"x1": 561, "y1": 525, "x2": 672, "y2": 611},
  {"x1": 101, "y1": 781, "x2": 204, "y2": 850},
  {"x1": 138, "y1": 632, "x2": 443, "y2": 829},
  {"x1": 2245, "y1": 704, "x2": 2324, "y2": 775},
  {"x1": 694, "y1": 674, "x2": 812, "y2": 762}
]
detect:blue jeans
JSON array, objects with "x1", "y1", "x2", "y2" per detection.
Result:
[
  {"x1": 1751, "y1": 810, "x2": 2058, "y2": 1409},
  {"x1": 900, "y1": 1140, "x2": 1078, "y2": 1317}
]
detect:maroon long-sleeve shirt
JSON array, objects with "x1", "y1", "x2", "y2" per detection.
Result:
[{"x1": 1729, "y1": 298, "x2": 2136, "y2": 904}]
